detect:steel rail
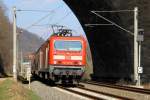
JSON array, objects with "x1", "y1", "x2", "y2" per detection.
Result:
[
  {"x1": 58, "y1": 86, "x2": 104, "y2": 100},
  {"x1": 77, "y1": 86, "x2": 132, "y2": 100},
  {"x1": 58, "y1": 86, "x2": 131, "y2": 100},
  {"x1": 83, "y1": 81, "x2": 150, "y2": 95}
]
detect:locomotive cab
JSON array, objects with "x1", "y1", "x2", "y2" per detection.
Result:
[{"x1": 49, "y1": 36, "x2": 86, "y2": 84}]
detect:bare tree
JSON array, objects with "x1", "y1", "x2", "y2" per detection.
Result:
[{"x1": 0, "y1": 2, "x2": 13, "y2": 76}]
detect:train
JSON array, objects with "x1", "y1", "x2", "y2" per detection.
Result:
[{"x1": 32, "y1": 29, "x2": 87, "y2": 84}]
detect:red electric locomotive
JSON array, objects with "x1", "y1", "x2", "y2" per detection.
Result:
[{"x1": 32, "y1": 29, "x2": 86, "y2": 84}]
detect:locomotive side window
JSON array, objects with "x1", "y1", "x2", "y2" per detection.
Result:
[{"x1": 54, "y1": 40, "x2": 82, "y2": 51}]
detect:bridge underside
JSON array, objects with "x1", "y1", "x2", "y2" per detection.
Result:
[{"x1": 64, "y1": 0, "x2": 133, "y2": 81}]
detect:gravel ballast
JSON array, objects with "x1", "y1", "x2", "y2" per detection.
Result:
[{"x1": 25, "y1": 81, "x2": 90, "y2": 100}]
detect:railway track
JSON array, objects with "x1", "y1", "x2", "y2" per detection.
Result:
[
  {"x1": 58, "y1": 85, "x2": 131, "y2": 100},
  {"x1": 82, "y1": 81, "x2": 150, "y2": 95},
  {"x1": 23, "y1": 76, "x2": 150, "y2": 99}
]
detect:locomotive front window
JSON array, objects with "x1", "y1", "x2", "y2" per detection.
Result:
[{"x1": 54, "y1": 40, "x2": 82, "y2": 51}]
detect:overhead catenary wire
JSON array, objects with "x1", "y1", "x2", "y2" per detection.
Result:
[
  {"x1": 33, "y1": 11, "x2": 73, "y2": 39},
  {"x1": 47, "y1": 12, "x2": 54, "y2": 25},
  {"x1": 17, "y1": 5, "x2": 63, "y2": 30},
  {"x1": 91, "y1": 11, "x2": 134, "y2": 35},
  {"x1": 16, "y1": 5, "x2": 63, "y2": 13},
  {"x1": 40, "y1": 25, "x2": 51, "y2": 39},
  {"x1": 17, "y1": 9, "x2": 56, "y2": 12},
  {"x1": 24, "y1": 12, "x2": 54, "y2": 29},
  {"x1": 55, "y1": 11, "x2": 72, "y2": 25},
  {"x1": 27, "y1": 12, "x2": 77, "y2": 40},
  {"x1": 92, "y1": 10, "x2": 134, "y2": 13},
  {"x1": 85, "y1": 24, "x2": 113, "y2": 26},
  {"x1": 17, "y1": 4, "x2": 72, "y2": 40},
  {"x1": 30, "y1": 11, "x2": 72, "y2": 29}
]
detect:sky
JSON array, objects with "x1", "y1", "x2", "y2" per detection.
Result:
[{"x1": 3, "y1": 0, "x2": 85, "y2": 39}]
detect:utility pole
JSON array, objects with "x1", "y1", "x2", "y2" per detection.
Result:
[
  {"x1": 13, "y1": 6, "x2": 17, "y2": 81},
  {"x1": 20, "y1": 50, "x2": 23, "y2": 76},
  {"x1": 137, "y1": 28, "x2": 144, "y2": 86},
  {"x1": 138, "y1": 40, "x2": 141, "y2": 86},
  {"x1": 90, "y1": 7, "x2": 142, "y2": 86},
  {"x1": 134, "y1": 7, "x2": 138, "y2": 85}
]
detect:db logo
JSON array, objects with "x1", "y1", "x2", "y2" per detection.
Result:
[{"x1": 66, "y1": 56, "x2": 71, "y2": 60}]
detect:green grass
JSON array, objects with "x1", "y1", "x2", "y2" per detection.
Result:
[
  {"x1": 0, "y1": 79, "x2": 40, "y2": 100},
  {"x1": 27, "y1": 89, "x2": 41, "y2": 100},
  {"x1": 0, "y1": 79, "x2": 13, "y2": 100}
]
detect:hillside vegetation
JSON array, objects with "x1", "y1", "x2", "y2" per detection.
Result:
[
  {"x1": 0, "y1": 79, "x2": 40, "y2": 100},
  {"x1": 0, "y1": 2, "x2": 44, "y2": 76},
  {"x1": 0, "y1": 2, "x2": 12, "y2": 75}
]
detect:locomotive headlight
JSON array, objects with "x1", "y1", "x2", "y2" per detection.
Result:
[
  {"x1": 54, "y1": 61, "x2": 57, "y2": 64},
  {"x1": 71, "y1": 56, "x2": 82, "y2": 60},
  {"x1": 54, "y1": 55, "x2": 65, "y2": 60},
  {"x1": 79, "y1": 62, "x2": 82, "y2": 65}
]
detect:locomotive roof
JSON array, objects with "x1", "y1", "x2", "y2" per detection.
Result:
[
  {"x1": 35, "y1": 35, "x2": 85, "y2": 54},
  {"x1": 50, "y1": 35, "x2": 85, "y2": 39}
]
